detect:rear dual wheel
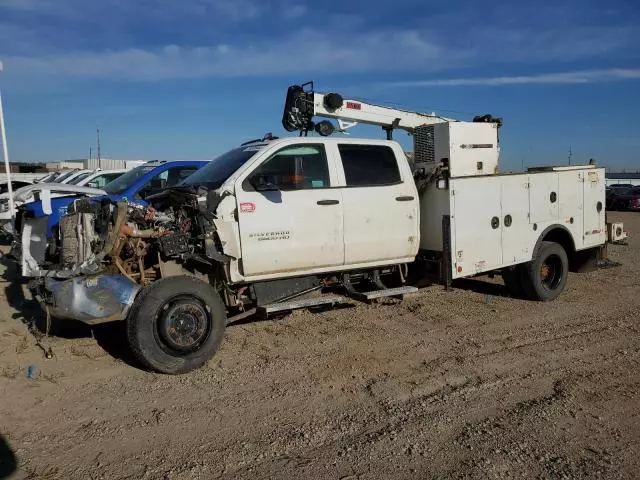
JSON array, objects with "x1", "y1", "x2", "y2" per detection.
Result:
[
  {"x1": 502, "y1": 241, "x2": 569, "y2": 302},
  {"x1": 127, "y1": 276, "x2": 226, "y2": 374}
]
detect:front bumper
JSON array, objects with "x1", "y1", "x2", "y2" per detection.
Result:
[{"x1": 35, "y1": 274, "x2": 141, "y2": 324}]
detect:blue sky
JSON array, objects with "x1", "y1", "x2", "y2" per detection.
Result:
[{"x1": 0, "y1": 0, "x2": 639, "y2": 170}]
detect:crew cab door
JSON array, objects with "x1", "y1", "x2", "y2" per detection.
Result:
[
  {"x1": 335, "y1": 143, "x2": 419, "y2": 265},
  {"x1": 236, "y1": 143, "x2": 344, "y2": 277}
]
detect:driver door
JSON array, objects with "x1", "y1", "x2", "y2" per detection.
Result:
[{"x1": 236, "y1": 143, "x2": 344, "y2": 277}]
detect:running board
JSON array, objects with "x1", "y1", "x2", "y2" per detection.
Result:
[
  {"x1": 258, "y1": 286, "x2": 419, "y2": 316},
  {"x1": 259, "y1": 295, "x2": 347, "y2": 315},
  {"x1": 352, "y1": 286, "x2": 418, "y2": 302}
]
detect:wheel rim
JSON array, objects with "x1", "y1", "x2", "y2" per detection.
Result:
[
  {"x1": 157, "y1": 296, "x2": 211, "y2": 354},
  {"x1": 540, "y1": 254, "x2": 563, "y2": 291}
]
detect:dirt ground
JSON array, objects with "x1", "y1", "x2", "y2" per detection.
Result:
[{"x1": 0, "y1": 212, "x2": 638, "y2": 480}]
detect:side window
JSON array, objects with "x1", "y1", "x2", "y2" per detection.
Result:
[
  {"x1": 338, "y1": 144, "x2": 401, "y2": 187},
  {"x1": 90, "y1": 173, "x2": 121, "y2": 188},
  {"x1": 244, "y1": 145, "x2": 329, "y2": 191},
  {"x1": 101, "y1": 172, "x2": 123, "y2": 186},
  {"x1": 167, "y1": 167, "x2": 198, "y2": 187}
]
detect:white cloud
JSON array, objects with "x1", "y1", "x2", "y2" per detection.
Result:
[
  {"x1": 385, "y1": 69, "x2": 640, "y2": 87},
  {"x1": 0, "y1": 30, "x2": 457, "y2": 81},
  {"x1": 0, "y1": 0, "x2": 264, "y2": 20}
]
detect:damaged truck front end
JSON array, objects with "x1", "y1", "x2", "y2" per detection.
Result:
[
  {"x1": 40, "y1": 274, "x2": 141, "y2": 324},
  {"x1": 26, "y1": 186, "x2": 234, "y2": 324}
]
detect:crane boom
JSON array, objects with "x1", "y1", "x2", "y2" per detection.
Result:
[
  {"x1": 282, "y1": 82, "x2": 453, "y2": 138},
  {"x1": 310, "y1": 92, "x2": 453, "y2": 132},
  {"x1": 282, "y1": 82, "x2": 501, "y2": 139}
]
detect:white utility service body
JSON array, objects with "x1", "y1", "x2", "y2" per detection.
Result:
[{"x1": 423, "y1": 165, "x2": 606, "y2": 279}]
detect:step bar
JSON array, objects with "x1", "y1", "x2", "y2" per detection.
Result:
[{"x1": 258, "y1": 286, "x2": 418, "y2": 316}]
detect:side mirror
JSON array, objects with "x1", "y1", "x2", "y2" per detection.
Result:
[{"x1": 87, "y1": 181, "x2": 99, "y2": 188}]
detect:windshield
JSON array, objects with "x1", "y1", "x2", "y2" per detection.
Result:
[
  {"x1": 67, "y1": 172, "x2": 92, "y2": 185},
  {"x1": 38, "y1": 172, "x2": 58, "y2": 183},
  {"x1": 53, "y1": 171, "x2": 76, "y2": 183},
  {"x1": 104, "y1": 165, "x2": 155, "y2": 195},
  {"x1": 181, "y1": 147, "x2": 261, "y2": 189}
]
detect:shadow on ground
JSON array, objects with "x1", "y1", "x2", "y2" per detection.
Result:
[
  {"x1": 451, "y1": 277, "x2": 514, "y2": 298},
  {"x1": 0, "y1": 253, "x2": 146, "y2": 369},
  {"x1": 0, "y1": 434, "x2": 17, "y2": 479}
]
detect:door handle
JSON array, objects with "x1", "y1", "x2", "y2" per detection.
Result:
[
  {"x1": 395, "y1": 196, "x2": 415, "y2": 202},
  {"x1": 317, "y1": 199, "x2": 340, "y2": 206}
]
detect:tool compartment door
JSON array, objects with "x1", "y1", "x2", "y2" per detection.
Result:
[
  {"x1": 529, "y1": 172, "x2": 559, "y2": 224},
  {"x1": 451, "y1": 176, "x2": 502, "y2": 277},
  {"x1": 583, "y1": 169, "x2": 606, "y2": 248},
  {"x1": 501, "y1": 175, "x2": 532, "y2": 265},
  {"x1": 558, "y1": 170, "x2": 584, "y2": 250}
]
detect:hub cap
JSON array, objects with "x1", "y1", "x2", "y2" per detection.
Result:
[
  {"x1": 158, "y1": 299, "x2": 209, "y2": 353},
  {"x1": 540, "y1": 254, "x2": 563, "y2": 291}
]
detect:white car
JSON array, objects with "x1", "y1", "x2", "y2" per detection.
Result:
[
  {"x1": 62, "y1": 169, "x2": 127, "y2": 189},
  {"x1": 0, "y1": 169, "x2": 127, "y2": 230}
]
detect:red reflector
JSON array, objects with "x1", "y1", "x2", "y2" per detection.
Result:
[{"x1": 345, "y1": 101, "x2": 361, "y2": 110}]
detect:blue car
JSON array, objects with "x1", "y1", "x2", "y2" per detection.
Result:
[{"x1": 20, "y1": 160, "x2": 208, "y2": 237}]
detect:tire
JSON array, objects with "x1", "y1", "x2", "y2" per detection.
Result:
[
  {"x1": 519, "y1": 241, "x2": 569, "y2": 302},
  {"x1": 501, "y1": 266, "x2": 526, "y2": 298},
  {"x1": 126, "y1": 276, "x2": 226, "y2": 374}
]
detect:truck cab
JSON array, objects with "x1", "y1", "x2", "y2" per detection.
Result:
[{"x1": 180, "y1": 137, "x2": 419, "y2": 282}]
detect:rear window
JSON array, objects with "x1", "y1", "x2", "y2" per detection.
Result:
[{"x1": 338, "y1": 144, "x2": 401, "y2": 187}]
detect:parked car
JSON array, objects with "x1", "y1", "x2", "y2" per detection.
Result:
[
  {"x1": 0, "y1": 169, "x2": 86, "y2": 195},
  {"x1": 610, "y1": 186, "x2": 640, "y2": 211},
  {"x1": 65, "y1": 169, "x2": 127, "y2": 189},
  {"x1": 0, "y1": 169, "x2": 129, "y2": 230},
  {"x1": 16, "y1": 160, "x2": 208, "y2": 241}
]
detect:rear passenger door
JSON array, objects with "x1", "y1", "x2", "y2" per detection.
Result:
[{"x1": 336, "y1": 143, "x2": 419, "y2": 265}]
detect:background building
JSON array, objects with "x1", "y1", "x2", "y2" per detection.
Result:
[
  {"x1": 605, "y1": 172, "x2": 640, "y2": 186},
  {"x1": 44, "y1": 158, "x2": 148, "y2": 170}
]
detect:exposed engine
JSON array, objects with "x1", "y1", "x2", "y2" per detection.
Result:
[{"x1": 51, "y1": 189, "x2": 225, "y2": 286}]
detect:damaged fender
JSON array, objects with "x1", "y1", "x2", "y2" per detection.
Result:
[{"x1": 43, "y1": 274, "x2": 141, "y2": 324}]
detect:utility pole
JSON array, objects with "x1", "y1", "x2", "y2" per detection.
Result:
[
  {"x1": 96, "y1": 127, "x2": 101, "y2": 169},
  {"x1": 568, "y1": 144, "x2": 572, "y2": 166},
  {"x1": 0, "y1": 60, "x2": 15, "y2": 219}
]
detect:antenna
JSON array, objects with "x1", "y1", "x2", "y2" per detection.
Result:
[{"x1": 96, "y1": 127, "x2": 101, "y2": 169}]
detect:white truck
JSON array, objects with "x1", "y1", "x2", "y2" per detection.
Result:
[{"x1": 23, "y1": 82, "x2": 625, "y2": 374}]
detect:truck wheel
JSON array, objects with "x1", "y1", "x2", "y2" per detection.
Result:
[
  {"x1": 126, "y1": 276, "x2": 226, "y2": 374},
  {"x1": 520, "y1": 241, "x2": 569, "y2": 302}
]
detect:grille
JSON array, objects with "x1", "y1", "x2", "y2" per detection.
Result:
[{"x1": 414, "y1": 125, "x2": 435, "y2": 163}]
